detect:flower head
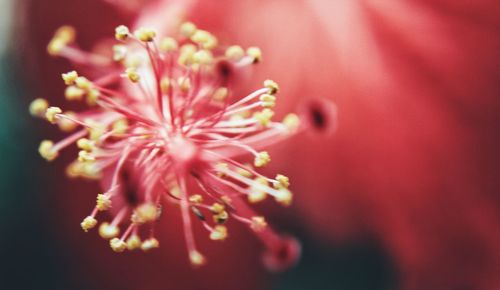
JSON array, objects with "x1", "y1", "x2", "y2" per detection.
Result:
[{"x1": 31, "y1": 22, "x2": 301, "y2": 269}]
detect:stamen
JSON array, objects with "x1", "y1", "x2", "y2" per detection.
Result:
[
  {"x1": 81, "y1": 216, "x2": 97, "y2": 232},
  {"x1": 99, "y1": 222, "x2": 120, "y2": 239},
  {"x1": 115, "y1": 25, "x2": 130, "y2": 41},
  {"x1": 110, "y1": 238, "x2": 127, "y2": 252},
  {"x1": 38, "y1": 140, "x2": 58, "y2": 161},
  {"x1": 134, "y1": 27, "x2": 157, "y2": 42},
  {"x1": 141, "y1": 238, "x2": 159, "y2": 252},
  {"x1": 126, "y1": 234, "x2": 141, "y2": 250},
  {"x1": 62, "y1": 70, "x2": 78, "y2": 85},
  {"x1": 45, "y1": 107, "x2": 62, "y2": 123},
  {"x1": 29, "y1": 98, "x2": 49, "y2": 117},
  {"x1": 33, "y1": 22, "x2": 303, "y2": 270},
  {"x1": 225, "y1": 45, "x2": 245, "y2": 61},
  {"x1": 209, "y1": 225, "x2": 228, "y2": 241},
  {"x1": 246, "y1": 47, "x2": 262, "y2": 63},
  {"x1": 180, "y1": 22, "x2": 197, "y2": 38},
  {"x1": 96, "y1": 194, "x2": 112, "y2": 211}
]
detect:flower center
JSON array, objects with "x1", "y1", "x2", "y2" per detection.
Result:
[{"x1": 169, "y1": 134, "x2": 199, "y2": 167}]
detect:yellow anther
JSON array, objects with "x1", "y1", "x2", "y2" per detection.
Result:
[
  {"x1": 113, "y1": 45, "x2": 127, "y2": 62},
  {"x1": 169, "y1": 185, "x2": 182, "y2": 198},
  {"x1": 96, "y1": 194, "x2": 112, "y2": 211},
  {"x1": 141, "y1": 238, "x2": 159, "y2": 252},
  {"x1": 213, "y1": 210, "x2": 229, "y2": 224},
  {"x1": 99, "y1": 222, "x2": 120, "y2": 239},
  {"x1": 282, "y1": 113, "x2": 300, "y2": 133},
  {"x1": 115, "y1": 25, "x2": 130, "y2": 41},
  {"x1": 275, "y1": 188, "x2": 293, "y2": 206},
  {"x1": 160, "y1": 77, "x2": 171, "y2": 93},
  {"x1": 47, "y1": 39, "x2": 66, "y2": 56},
  {"x1": 38, "y1": 140, "x2": 58, "y2": 161},
  {"x1": 253, "y1": 108, "x2": 274, "y2": 127},
  {"x1": 62, "y1": 70, "x2": 78, "y2": 85},
  {"x1": 64, "y1": 86, "x2": 85, "y2": 101},
  {"x1": 126, "y1": 68, "x2": 140, "y2": 83},
  {"x1": 190, "y1": 30, "x2": 211, "y2": 45},
  {"x1": 76, "y1": 138, "x2": 95, "y2": 151},
  {"x1": 246, "y1": 47, "x2": 262, "y2": 63},
  {"x1": 264, "y1": 79, "x2": 279, "y2": 95},
  {"x1": 236, "y1": 166, "x2": 252, "y2": 178},
  {"x1": 110, "y1": 238, "x2": 127, "y2": 252},
  {"x1": 55, "y1": 26, "x2": 76, "y2": 43},
  {"x1": 254, "y1": 151, "x2": 271, "y2": 168},
  {"x1": 78, "y1": 150, "x2": 95, "y2": 163},
  {"x1": 45, "y1": 106, "x2": 62, "y2": 124},
  {"x1": 132, "y1": 203, "x2": 158, "y2": 224},
  {"x1": 126, "y1": 235, "x2": 141, "y2": 250},
  {"x1": 248, "y1": 177, "x2": 268, "y2": 203},
  {"x1": 178, "y1": 44, "x2": 196, "y2": 65},
  {"x1": 250, "y1": 216, "x2": 267, "y2": 232},
  {"x1": 160, "y1": 37, "x2": 178, "y2": 52},
  {"x1": 215, "y1": 162, "x2": 229, "y2": 177},
  {"x1": 112, "y1": 119, "x2": 128, "y2": 135},
  {"x1": 85, "y1": 120, "x2": 106, "y2": 141},
  {"x1": 47, "y1": 26, "x2": 75, "y2": 56},
  {"x1": 75, "y1": 76, "x2": 92, "y2": 91},
  {"x1": 180, "y1": 22, "x2": 197, "y2": 38},
  {"x1": 210, "y1": 225, "x2": 228, "y2": 241},
  {"x1": 29, "y1": 98, "x2": 49, "y2": 117},
  {"x1": 193, "y1": 49, "x2": 213, "y2": 65},
  {"x1": 81, "y1": 162, "x2": 101, "y2": 180},
  {"x1": 177, "y1": 76, "x2": 191, "y2": 92},
  {"x1": 212, "y1": 87, "x2": 228, "y2": 102},
  {"x1": 134, "y1": 27, "x2": 156, "y2": 42},
  {"x1": 260, "y1": 93, "x2": 276, "y2": 108},
  {"x1": 260, "y1": 94, "x2": 276, "y2": 103},
  {"x1": 274, "y1": 174, "x2": 290, "y2": 189},
  {"x1": 256, "y1": 176, "x2": 269, "y2": 186},
  {"x1": 210, "y1": 203, "x2": 225, "y2": 214},
  {"x1": 221, "y1": 195, "x2": 232, "y2": 205},
  {"x1": 189, "y1": 250, "x2": 206, "y2": 266},
  {"x1": 202, "y1": 35, "x2": 218, "y2": 50},
  {"x1": 248, "y1": 190, "x2": 266, "y2": 203},
  {"x1": 66, "y1": 160, "x2": 84, "y2": 178},
  {"x1": 181, "y1": 43, "x2": 197, "y2": 54},
  {"x1": 57, "y1": 111, "x2": 78, "y2": 132},
  {"x1": 178, "y1": 53, "x2": 192, "y2": 66},
  {"x1": 80, "y1": 216, "x2": 97, "y2": 232},
  {"x1": 189, "y1": 194, "x2": 203, "y2": 204},
  {"x1": 225, "y1": 45, "x2": 245, "y2": 61},
  {"x1": 86, "y1": 89, "x2": 100, "y2": 106}
]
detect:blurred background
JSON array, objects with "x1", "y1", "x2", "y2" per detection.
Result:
[{"x1": 0, "y1": 0, "x2": 498, "y2": 289}]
